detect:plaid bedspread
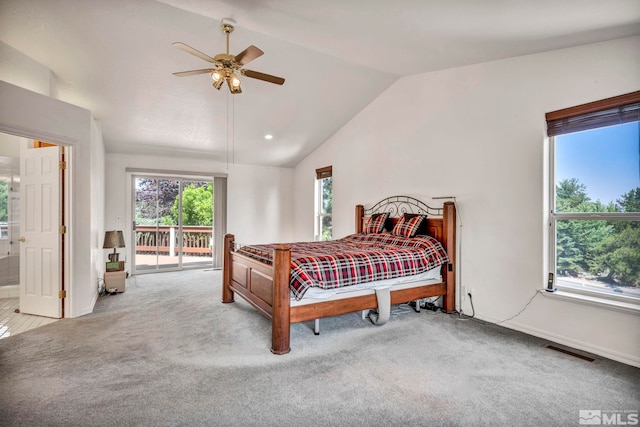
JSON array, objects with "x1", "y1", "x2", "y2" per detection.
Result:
[{"x1": 236, "y1": 233, "x2": 449, "y2": 300}]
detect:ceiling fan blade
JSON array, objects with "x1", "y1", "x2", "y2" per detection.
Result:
[
  {"x1": 234, "y1": 45, "x2": 264, "y2": 66},
  {"x1": 172, "y1": 42, "x2": 216, "y2": 64},
  {"x1": 243, "y1": 69, "x2": 285, "y2": 85},
  {"x1": 173, "y1": 69, "x2": 214, "y2": 77}
]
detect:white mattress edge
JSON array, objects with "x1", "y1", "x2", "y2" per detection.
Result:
[{"x1": 290, "y1": 276, "x2": 443, "y2": 307}]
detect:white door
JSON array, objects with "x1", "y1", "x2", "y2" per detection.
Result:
[{"x1": 19, "y1": 145, "x2": 62, "y2": 318}]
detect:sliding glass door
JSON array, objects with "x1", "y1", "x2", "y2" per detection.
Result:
[
  {"x1": 133, "y1": 176, "x2": 213, "y2": 273},
  {"x1": 180, "y1": 180, "x2": 214, "y2": 269}
]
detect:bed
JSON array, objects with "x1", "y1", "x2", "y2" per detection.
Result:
[{"x1": 222, "y1": 196, "x2": 456, "y2": 354}]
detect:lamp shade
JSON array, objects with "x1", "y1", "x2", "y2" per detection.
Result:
[{"x1": 103, "y1": 230, "x2": 125, "y2": 249}]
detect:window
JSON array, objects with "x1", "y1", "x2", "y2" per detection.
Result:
[
  {"x1": 547, "y1": 91, "x2": 640, "y2": 306},
  {"x1": 131, "y1": 173, "x2": 227, "y2": 273},
  {"x1": 315, "y1": 166, "x2": 332, "y2": 241}
]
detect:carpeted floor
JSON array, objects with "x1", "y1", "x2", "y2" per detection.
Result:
[{"x1": 0, "y1": 269, "x2": 638, "y2": 426}]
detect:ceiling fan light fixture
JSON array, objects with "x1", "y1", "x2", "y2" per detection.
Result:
[
  {"x1": 227, "y1": 73, "x2": 242, "y2": 94},
  {"x1": 212, "y1": 75, "x2": 224, "y2": 90},
  {"x1": 211, "y1": 70, "x2": 223, "y2": 82},
  {"x1": 230, "y1": 73, "x2": 241, "y2": 87},
  {"x1": 172, "y1": 19, "x2": 284, "y2": 94}
]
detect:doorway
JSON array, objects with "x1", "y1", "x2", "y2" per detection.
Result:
[
  {"x1": 133, "y1": 175, "x2": 214, "y2": 273},
  {"x1": 0, "y1": 134, "x2": 67, "y2": 338}
]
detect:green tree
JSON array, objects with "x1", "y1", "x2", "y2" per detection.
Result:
[
  {"x1": 168, "y1": 183, "x2": 213, "y2": 226},
  {"x1": 321, "y1": 177, "x2": 332, "y2": 240},
  {"x1": 555, "y1": 179, "x2": 617, "y2": 277},
  {"x1": 135, "y1": 179, "x2": 179, "y2": 225},
  {"x1": 556, "y1": 178, "x2": 590, "y2": 212},
  {"x1": 556, "y1": 178, "x2": 615, "y2": 276},
  {"x1": 615, "y1": 187, "x2": 640, "y2": 216},
  {"x1": 556, "y1": 179, "x2": 639, "y2": 287},
  {"x1": 592, "y1": 187, "x2": 640, "y2": 286}
]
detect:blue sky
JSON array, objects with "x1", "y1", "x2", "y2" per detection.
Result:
[{"x1": 556, "y1": 121, "x2": 640, "y2": 206}]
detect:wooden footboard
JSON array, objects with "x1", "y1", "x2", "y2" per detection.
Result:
[
  {"x1": 222, "y1": 200, "x2": 456, "y2": 355},
  {"x1": 222, "y1": 234, "x2": 292, "y2": 354}
]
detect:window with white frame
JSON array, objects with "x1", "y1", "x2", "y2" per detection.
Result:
[
  {"x1": 315, "y1": 166, "x2": 332, "y2": 241},
  {"x1": 546, "y1": 91, "x2": 640, "y2": 305}
]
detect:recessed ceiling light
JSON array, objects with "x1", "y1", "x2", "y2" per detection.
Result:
[{"x1": 264, "y1": 134, "x2": 273, "y2": 140}]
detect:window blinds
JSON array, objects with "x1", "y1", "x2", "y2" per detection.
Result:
[
  {"x1": 213, "y1": 176, "x2": 227, "y2": 269},
  {"x1": 545, "y1": 90, "x2": 640, "y2": 137},
  {"x1": 315, "y1": 166, "x2": 332, "y2": 180}
]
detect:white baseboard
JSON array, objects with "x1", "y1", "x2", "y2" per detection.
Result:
[
  {"x1": 475, "y1": 313, "x2": 640, "y2": 368},
  {"x1": 0, "y1": 285, "x2": 20, "y2": 299}
]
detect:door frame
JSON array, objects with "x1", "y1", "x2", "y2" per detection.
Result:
[
  {"x1": 0, "y1": 131, "x2": 71, "y2": 318},
  {"x1": 128, "y1": 170, "x2": 215, "y2": 275},
  {"x1": 19, "y1": 143, "x2": 63, "y2": 317}
]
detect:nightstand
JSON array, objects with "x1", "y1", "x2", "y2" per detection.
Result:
[{"x1": 104, "y1": 270, "x2": 126, "y2": 293}]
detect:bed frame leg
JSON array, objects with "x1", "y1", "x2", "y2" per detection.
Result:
[
  {"x1": 314, "y1": 319, "x2": 320, "y2": 335},
  {"x1": 442, "y1": 202, "x2": 457, "y2": 313},
  {"x1": 222, "y1": 234, "x2": 235, "y2": 304},
  {"x1": 415, "y1": 299, "x2": 421, "y2": 313},
  {"x1": 271, "y1": 245, "x2": 291, "y2": 354}
]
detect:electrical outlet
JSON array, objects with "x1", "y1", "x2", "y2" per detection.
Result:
[{"x1": 467, "y1": 287, "x2": 475, "y2": 298}]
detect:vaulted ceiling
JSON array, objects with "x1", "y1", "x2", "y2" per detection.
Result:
[{"x1": 1, "y1": 0, "x2": 639, "y2": 167}]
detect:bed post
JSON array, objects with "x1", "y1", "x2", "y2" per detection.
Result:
[
  {"x1": 442, "y1": 202, "x2": 456, "y2": 312},
  {"x1": 222, "y1": 234, "x2": 235, "y2": 303},
  {"x1": 355, "y1": 204, "x2": 364, "y2": 233},
  {"x1": 271, "y1": 244, "x2": 291, "y2": 355}
]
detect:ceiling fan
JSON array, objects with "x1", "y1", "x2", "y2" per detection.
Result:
[{"x1": 172, "y1": 20, "x2": 285, "y2": 94}]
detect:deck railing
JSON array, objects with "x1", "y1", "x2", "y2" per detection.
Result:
[{"x1": 135, "y1": 225, "x2": 212, "y2": 256}]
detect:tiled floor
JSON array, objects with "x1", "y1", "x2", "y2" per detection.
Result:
[{"x1": 0, "y1": 298, "x2": 60, "y2": 339}]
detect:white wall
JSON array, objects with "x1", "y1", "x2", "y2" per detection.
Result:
[
  {"x1": 293, "y1": 36, "x2": 640, "y2": 366},
  {"x1": 0, "y1": 133, "x2": 21, "y2": 156},
  {"x1": 104, "y1": 154, "x2": 294, "y2": 267},
  {"x1": 224, "y1": 162, "x2": 294, "y2": 245},
  {"x1": 0, "y1": 41, "x2": 55, "y2": 96},
  {"x1": 89, "y1": 119, "x2": 106, "y2": 309}
]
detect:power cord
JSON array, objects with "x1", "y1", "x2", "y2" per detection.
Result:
[
  {"x1": 434, "y1": 294, "x2": 475, "y2": 320},
  {"x1": 494, "y1": 290, "x2": 542, "y2": 324},
  {"x1": 465, "y1": 293, "x2": 475, "y2": 318},
  {"x1": 418, "y1": 289, "x2": 540, "y2": 325}
]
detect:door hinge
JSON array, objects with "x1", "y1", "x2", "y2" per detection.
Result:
[
  {"x1": 58, "y1": 290, "x2": 67, "y2": 299},
  {"x1": 59, "y1": 225, "x2": 67, "y2": 234},
  {"x1": 59, "y1": 161, "x2": 67, "y2": 170}
]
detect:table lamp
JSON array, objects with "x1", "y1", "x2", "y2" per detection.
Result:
[{"x1": 103, "y1": 230, "x2": 125, "y2": 262}]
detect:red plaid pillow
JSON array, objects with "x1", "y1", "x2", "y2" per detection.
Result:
[
  {"x1": 363, "y1": 212, "x2": 389, "y2": 234},
  {"x1": 391, "y1": 214, "x2": 425, "y2": 237}
]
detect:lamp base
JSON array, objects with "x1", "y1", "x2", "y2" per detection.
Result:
[{"x1": 108, "y1": 252, "x2": 120, "y2": 262}]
